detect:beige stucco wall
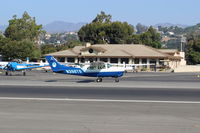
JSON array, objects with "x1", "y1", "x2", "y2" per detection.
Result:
[
  {"x1": 179, "y1": 52, "x2": 186, "y2": 66},
  {"x1": 173, "y1": 65, "x2": 200, "y2": 72}
]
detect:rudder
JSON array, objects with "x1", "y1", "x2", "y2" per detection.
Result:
[{"x1": 45, "y1": 56, "x2": 64, "y2": 72}]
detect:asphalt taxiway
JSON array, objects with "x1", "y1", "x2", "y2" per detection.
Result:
[
  {"x1": 0, "y1": 70, "x2": 200, "y2": 89},
  {"x1": 0, "y1": 71, "x2": 200, "y2": 133}
]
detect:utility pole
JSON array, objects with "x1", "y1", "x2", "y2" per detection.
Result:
[{"x1": 181, "y1": 35, "x2": 186, "y2": 52}]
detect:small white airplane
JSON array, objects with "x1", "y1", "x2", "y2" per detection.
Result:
[
  {"x1": 45, "y1": 55, "x2": 125, "y2": 82},
  {"x1": 0, "y1": 59, "x2": 48, "y2": 76}
]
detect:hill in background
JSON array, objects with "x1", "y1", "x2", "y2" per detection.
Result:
[
  {"x1": 154, "y1": 23, "x2": 189, "y2": 28},
  {"x1": 1, "y1": 21, "x2": 199, "y2": 34},
  {"x1": 0, "y1": 21, "x2": 86, "y2": 34},
  {"x1": 43, "y1": 21, "x2": 86, "y2": 33}
]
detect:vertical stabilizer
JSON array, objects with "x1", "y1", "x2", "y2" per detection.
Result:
[
  {"x1": 45, "y1": 56, "x2": 84, "y2": 75},
  {"x1": 45, "y1": 56, "x2": 65, "y2": 72}
]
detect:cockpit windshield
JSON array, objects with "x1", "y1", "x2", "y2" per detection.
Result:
[{"x1": 12, "y1": 59, "x2": 23, "y2": 64}]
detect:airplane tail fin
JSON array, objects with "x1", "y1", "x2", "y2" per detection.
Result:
[
  {"x1": 45, "y1": 55, "x2": 65, "y2": 72},
  {"x1": 45, "y1": 56, "x2": 84, "y2": 75}
]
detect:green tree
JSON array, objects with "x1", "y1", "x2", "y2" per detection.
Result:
[
  {"x1": 2, "y1": 40, "x2": 40, "y2": 60},
  {"x1": 92, "y1": 11, "x2": 112, "y2": 23},
  {"x1": 40, "y1": 44, "x2": 57, "y2": 55},
  {"x1": 130, "y1": 34, "x2": 142, "y2": 44},
  {"x1": 136, "y1": 23, "x2": 148, "y2": 34},
  {"x1": 66, "y1": 40, "x2": 83, "y2": 48},
  {"x1": 0, "y1": 36, "x2": 10, "y2": 56},
  {"x1": 108, "y1": 22, "x2": 134, "y2": 44},
  {"x1": 4, "y1": 12, "x2": 43, "y2": 41},
  {"x1": 78, "y1": 11, "x2": 134, "y2": 44},
  {"x1": 140, "y1": 26, "x2": 161, "y2": 48},
  {"x1": 186, "y1": 33, "x2": 200, "y2": 64},
  {"x1": 0, "y1": 35, "x2": 4, "y2": 52},
  {"x1": 2, "y1": 12, "x2": 43, "y2": 60}
]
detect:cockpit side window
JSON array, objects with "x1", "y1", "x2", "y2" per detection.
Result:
[
  {"x1": 98, "y1": 64, "x2": 105, "y2": 69},
  {"x1": 87, "y1": 62, "x2": 106, "y2": 70},
  {"x1": 88, "y1": 66, "x2": 97, "y2": 70}
]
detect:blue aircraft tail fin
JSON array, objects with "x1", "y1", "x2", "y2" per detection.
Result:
[
  {"x1": 45, "y1": 56, "x2": 84, "y2": 75},
  {"x1": 45, "y1": 56, "x2": 66, "y2": 72}
]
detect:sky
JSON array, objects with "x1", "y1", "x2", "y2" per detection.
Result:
[{"x1": 1, "y1": 0, "x2": 200, "y2": 26}]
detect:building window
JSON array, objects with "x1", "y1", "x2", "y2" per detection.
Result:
[
  {"x1": 88, "y1": 58, "x2": 97, "y2": 62},
  {"x1": 150, "y1": 59, "x2": 156, "y2": 64},
  {"x1": 142, "y1": 59, "x2": 147, "y2": 64},
  {"x1": 134, "y1": 58, "x2": 139, "y2": 64},
  {"x1": 110, "y1": 58, "x2": 118, "y2": 63},
  {"x1": 89, "y1": 58, "x2": 93, "y2": 62},
  {"x1": 100, "y1": 58, "x2": 108, "y2": 62},
  {"x1": 159, "y1": 58, "x2": 164, "y2": 65},
  {"x1": 149, "y1": 59, "x2": 156, "y2": 69},
  {"x1": 67, "y1": 57, "x2": 75, "y2": 63},
  {"x1": 57, "y1": 57, "x2": 65, "y2": 62},
  {"x1": 79, "y1": 58, "x2": 85, "y2": 63},
  {"x1": 121, "y1": 58, "x2": 129, "y2": 64}
]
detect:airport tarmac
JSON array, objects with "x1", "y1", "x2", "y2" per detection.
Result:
[
  {"x1": 0, "y1": 70, "x2": 200, "y2": 89},
  {"x1": 0, "y1": 70, "x2": 200, "y2": 133}
]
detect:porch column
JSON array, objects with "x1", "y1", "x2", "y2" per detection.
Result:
[
  {"x1": 75, "y1": 58, "x2": 78, "y2": 63},
  {"x1": 139, "y1": 58, "x2": 142, "y2": 64},
  {"x1": 128, "y1": 58, "x2": 132, "y2": 64},
  {"x1": 65, "y1": 57, "x2": 67, "y2": 63},
  {"x1": 118, "y1": 58, "x2": 121, "y2": 64},
  {"x1": 132, "y1": 58, "x2": 135, "y2": 64},
  {"x1": 156, "y1": 59, "x2": 159, "y2": 65},
  {"x1": 108, "y1": 58, "x2": 111, "y2": 63},
  {"x1": 147, "y1": 58, "x2": 150, "y2": 69}
]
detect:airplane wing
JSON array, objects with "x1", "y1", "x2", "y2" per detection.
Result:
[
  {"x1": 15, "y1": 64, "x2": 49, "y2": 71},
  {"x1": 0, "y1": 62, "x2": 8, "y2": 69}
]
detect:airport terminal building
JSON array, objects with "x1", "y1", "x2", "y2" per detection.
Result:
[{"x1": 47, "y1": 43, "x2": 186, "y2": 70}]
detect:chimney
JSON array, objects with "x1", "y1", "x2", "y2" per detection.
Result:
[{"x1": 86, "y1": 42, "x2": 91, "y2": 47}]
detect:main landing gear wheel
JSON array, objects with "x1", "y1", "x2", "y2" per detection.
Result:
[
  {"x1": 5, "y1": 71, "x2": 12, "y2": 76},
  {"x1": 22, "y1": 71, "x2": 26, "y2": 76},
  {"x1": 115, "y1": 77, "x2": 119, "y2": 82},
  {"x1": 5, "y1": 71, "x2": 8, "y2": 76},
  {"x1": 96, "y1": 77, "x2": 102, "y2": 82}
]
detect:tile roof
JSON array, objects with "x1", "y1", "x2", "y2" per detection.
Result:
[
  {"x1": 158, "y1": 49, "x2": 178, "y2": 54},
  {"x1": 47, "y1": 44, "x2": 171, "y2": 58}
]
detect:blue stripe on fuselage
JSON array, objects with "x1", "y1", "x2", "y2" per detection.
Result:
[{"x1": 83, "y1": 71, "x2": 124, "y2": 77}]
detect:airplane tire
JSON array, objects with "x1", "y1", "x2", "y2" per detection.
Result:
[
  {"x1": 115, "y1": 77, "x2": 119, "y2": 82},
  {"x1": 96, "y1": 78, "x2": 102, "y2": 82},
  {"x1": 5, "y1": 71, "x2": 8, "y2": 76},
  {"x1": 96, "y1": 78, "x2": 99, "y2": 82},
  {"x1": 23, "y1": 71, "x2": 26, "y2": 76},
  {"x1": 100, "y1": 78, "x2": 102, "y2": 82}
]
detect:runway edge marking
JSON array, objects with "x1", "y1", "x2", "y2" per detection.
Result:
[{"x1": 0, "y1": 97, "x2": 200, "y2": 104}]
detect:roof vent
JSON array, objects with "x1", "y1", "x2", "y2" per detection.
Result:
[{"x1": 89, "y1": 48, "x2": 93, "y2": 53}]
